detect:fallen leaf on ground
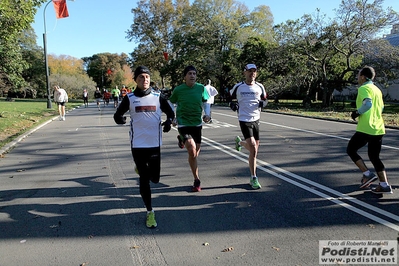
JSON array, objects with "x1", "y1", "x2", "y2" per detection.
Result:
[{"x1": 272, "y1": 246, "x2": 280, "y2": 251}]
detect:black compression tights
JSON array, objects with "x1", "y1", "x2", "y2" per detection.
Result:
[
  {"x1": 346, "y1": 132, "x2": 385, "y2": 172},
  {"x1": 132, "y1": 147, "x2": 161, "y2": 211}
]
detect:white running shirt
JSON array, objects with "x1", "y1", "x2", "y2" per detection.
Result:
[
  {"x1": 127, "y1": 91, "x2": 163, "y2": 148},
  {"x1": 230, "y1": 81, "x2": 266, "y2": 122}
]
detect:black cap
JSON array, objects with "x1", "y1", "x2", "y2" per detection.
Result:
[
  {"x1": 183, "y1": 65, "x2": 197, "y2": 76},
  {"x1": 134, "y1": 66, "x2": 151, "y2": 80}
]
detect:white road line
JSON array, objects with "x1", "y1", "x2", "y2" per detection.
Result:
[
  {"x1": 215, "y1": 112, "x2": 399, "y2": 150},
  {"x1": 202, "y1": 136, "x2": 399, "y2": 232}
]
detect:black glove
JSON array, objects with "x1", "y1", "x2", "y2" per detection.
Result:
[
  {"x1": 162, "y1": 119, "x2": 172, "y2": 132},
  {"x1": 114, "y1": 113, "x2": 126, "y2": 124},
  {"x1": 351, "y1": 110, "x2": 360, "y2": 121},
  {"x1": 229, "y1": 102, "x2": 239, "y2": 112}
]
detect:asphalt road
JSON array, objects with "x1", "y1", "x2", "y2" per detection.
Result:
[{"x1": 0, "y1": 103, "x2": 398, "y2": 266}]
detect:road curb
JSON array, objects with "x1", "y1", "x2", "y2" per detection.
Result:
[{"x1": 0, "y1": 105, "x2": 81, "y2": 156}]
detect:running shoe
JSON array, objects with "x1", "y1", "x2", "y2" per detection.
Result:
[
  {"x1": 146, "y1": 211, "x2": 157, "y2": 228},
  {"x1": 250, "y1": 177, "x2": 261, "y2": 189},
  {"x1": 359, "y1": 172, "x2": 377, "y2": 189},
  {"x1": 371, "y1": 185, "x2": 393, "y2": 194},
  {"x1": 235, "y1": 136, "x2": 242, "y2": 151},
  {"x1": 192, "y1": 179, "x2": 201, "y2": 192},
  {"x1": 177, "y1": 135, "x2": 184, "y2": 149}
]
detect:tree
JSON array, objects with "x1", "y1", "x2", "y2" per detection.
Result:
[
  {"x1": 272, "y1": 0, "x2": 399, "y2": 106},
  {"x1": 83, "y1": 53, "x2": 133, "y2": 90},
  {"x1": 127, "y1": 0, "x2": 275, "y2": 91},
  {"x1": 127, "y1": 0, "x2": 188, "y2": 88},
  {"x1": 50, "y1": 73, "x2": 96, "y2": 99},
  {"x1": 329, "y1": 0, "x2": 399, "y2": 86},
  {"x1": 362, "y1": 38, "x2": 399, "y2": 86},
  {"x1": 20, "y1": 26, "x2": 46, "y2": 97},
  {"x1": 245, "y1": 5, "x2": 274, "y2": 43},
  {"x1": 48, "y1": 55, "x2": 86, "y2": 76},
  {"x1": 0, "y1": 0, "x2": 46, "y2": 95},
  {"x1": 48, "y1": 54, "x2": 96, "y2": 99}
]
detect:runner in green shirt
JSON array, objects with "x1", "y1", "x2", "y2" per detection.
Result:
[
  {"x1": 111, "y1": 86, "x2": 120, "y2": 108},
  {"x1": 347, "y1": 66, "x2": 392, "y2": 194},
  {"x1": 169, "y1": 65, "x2": 210, "y2": 192}
]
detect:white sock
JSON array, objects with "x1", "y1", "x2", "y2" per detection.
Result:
[
  {"x1": 363, "y1": 170, "x2": 371, "y2": 176},
  {"x1": 380, "y1": 182, "x2": 389, "y2": 187}
]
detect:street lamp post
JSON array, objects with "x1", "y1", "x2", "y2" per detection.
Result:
[{"x1": 43, "y1": 0, "x2": 53, "y2": 109}]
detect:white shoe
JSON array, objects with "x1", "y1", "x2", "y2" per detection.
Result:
[
  {"x1": 59, "y1": 116, "x2": 63, "y2": 121},
  {"x1": 62, "y1": 116, "x2": 65, "y2": 121}
]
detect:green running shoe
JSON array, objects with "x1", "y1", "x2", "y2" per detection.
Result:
[
  {"x1": 235, "y1": 136, "x2": 242, "y2": 151},
  {"x1": 250, "y1": 177, "x2": 261, "y2": 189},
  {"x1": 146, "y1": 211, "x2": 157, "y2": 228}
]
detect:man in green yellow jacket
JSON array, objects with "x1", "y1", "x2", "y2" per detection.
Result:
[{"x1": 347, "y1": 66, "x2": 392, "y2": 194}]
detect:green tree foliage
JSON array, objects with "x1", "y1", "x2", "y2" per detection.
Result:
[
  {"x1": 331, "y1": 0, "x2": 398, "y2": 79},
  {"x1": 0, "y1": 0, "x2": 46, "y2": 94},
  {"x1": 20, "y1": 26, "x2": 46, "y2": 97},
  {"x1": 50, "y1": 73, "x2": 96, "y2": 99},
  {"x1": 127, "y1": 0, "x2": 189, "y2": 88},
  {"x1": 363, "y1": 39, "x2": 399, "y2": 85},
  {"x1": 127, "y1": 0, "x2": 275, "y2": 91},
  {"x1": 174, "y1": 0, "x2": 252, "y2": 88},
  {"x1": 83, "y1": 53, "x2": 133, "y2": 90},
  {"x1": 272, "y1": 0, "x2": 399, "y2": 106}
]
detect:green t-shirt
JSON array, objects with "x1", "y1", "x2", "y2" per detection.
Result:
[
  {"x1": 111, "y1": 88, "x2": 120, "y2": 97},
  {"x1": 169, "y1": 82, "x2": 209, "y2": 126},
  {"x1": 356, "y1": 81, "x2": 385, "y2": 135}
]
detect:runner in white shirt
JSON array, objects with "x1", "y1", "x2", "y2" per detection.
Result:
[
  {"x1": 114, "y1": 66, "x2": 175, "y2": 228},
  {"x1": 203, "y1": 79, "x2": 218, "y2": 123},
  {"x1": 229, "y1": 64, "x2": 267, "y2": 189},
  {"x1": 53, "y1": 85, "x2": 68, "y2": 121}
]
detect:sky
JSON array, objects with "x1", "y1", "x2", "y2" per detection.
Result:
[{"x1": 31, "y1": 0, "x2": 399, "y2": 59}]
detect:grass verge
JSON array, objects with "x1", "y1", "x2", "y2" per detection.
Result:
[{"x1": 0, "y1": 98, "x2": 82, "y2": 150}]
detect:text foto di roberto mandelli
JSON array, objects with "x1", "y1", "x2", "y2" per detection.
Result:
[{"x1": 319, "y1": 240, "x2": 397, "y2": 265}]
